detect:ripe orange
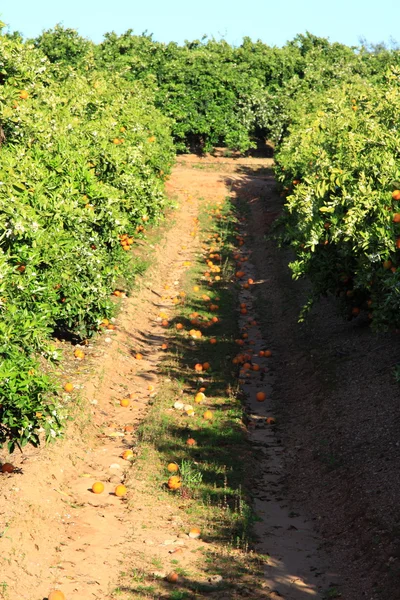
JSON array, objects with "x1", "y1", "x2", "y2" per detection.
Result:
[
  {"x1": 121, "y1": 450, "x2": 134, "y2": 460},
  {"x1": 64, "y1": 382, "x2": 74, "y2": 393},
  {"x1": 19, "y1": 90, "x2": 29, "y2": 100},
  {"x1": 1, "y1": 463, "x2": 14, "y2": 473},
  {"x1": 264, "y1": 350, "x2": 272, "y2": 358},
  {"x1": 120, "y1": 398, "x2": 130, "y2": 407},
  {"x1": 161, "y1": 319, "x2": 169, "y2": 327},
  {"x1": 186, "y1": 438, "x2": 197, "y2": 446},
  {"x1": 74, "y1": 348, "x2": 85, "y2": 360},
  {"x1": 48, "y1": 591, "x2": 66, "y2": 600},
  {"x1": 176, "y1": 323, "x2": 184, "y2": 330},
  {"x1": 202, "y1": 362, "x2": 210, "y2": 371},
  {"x1": 393, "y1": 213, "x2": 400, "y2": 223},
  {"x1": 166, "y1": 571, "x2": 179, "y2": 583},
  {"x1": 203, "y1": 410, "x2": 213, "y2": 421},
  {"x1": 210, "y1": 338, "x2": 217, "y2": 344},
  {"x1": 115, "y1": 484, "x2": 127, "y2": 497},
  {"x1": 188, "y1": 527, "x2": 201, "y2": 539},
  {"x1": 167, "y1": 475, "x2": 182, "y2": 490},
  {"x1": 392, "y1": 190, "x2": 400, "y2": 201},
  {"x1": 92, "y1": 481, "x2": 105, "y2": 494},
  {"x1": 161, "y1": 343, "x2": 169, "y2": 350},
  {"x1": 194, "y1": 363, "x2": 203, "y2": 372},
  {"x1": 135, "y1": 352, "x2": 143, "y2": 360},
  {"x1": 167, "y1": 463, "x2": 179, "y2": 473},
  {"x1": 256, "y1": 392, "x2": 266, "y2": 402}
]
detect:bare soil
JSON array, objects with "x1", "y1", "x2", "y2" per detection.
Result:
[{"x1": 1, "y1": 151, "x2": 399, "y2": 600}]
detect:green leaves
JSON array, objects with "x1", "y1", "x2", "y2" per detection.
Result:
[
  {"x1": 276, "y1": 77, "x2": 400, "y2": 328},
  {"x1": 0, "y1": 34, "x2": 175, "y2": 452}
]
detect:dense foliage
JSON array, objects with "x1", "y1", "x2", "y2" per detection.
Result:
[
  {"x1": 0, "y1": 28, "x2": 174, "y2": 450},
  {"x1": 3, "y1": 21, "x2": 400, "y2": 450}
]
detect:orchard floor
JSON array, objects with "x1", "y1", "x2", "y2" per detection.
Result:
[{"x1": 0, "y1": 150, "x2": 399, "y2": 600}]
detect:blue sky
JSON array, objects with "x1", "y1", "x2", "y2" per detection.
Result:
[{"x1": 2, "y1": 0, "x2": 399, "y2": 48}]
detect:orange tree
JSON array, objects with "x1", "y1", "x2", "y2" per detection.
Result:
[
  {"x1": 275, "y1": 68, "x2": 400, "y2": 328},
  {"x1": 0, "y1": 28, "x2": 174, "y2": 450}
]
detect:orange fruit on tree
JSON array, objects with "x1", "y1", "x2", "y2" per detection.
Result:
[
  {"x1": 1, "y1": 463, "x2": 14, "y2": 473},
  {"x1": 393, "y1": 213, "x2": 400, "y2": 223},
  {"x1": 92, "y1": 481, "x2": 105, "y2": 494},
  {"x1": 48, "y1": 591, "x2": 66, "y2": 600},
  {"x1": 64, "y1": 382, "x2": 74, "y2": 393},
  {"x1": 392, "y1": 190, "x2": 400, "y2": 201},
  {"x1": 167, "y1": 475, "x2": 182, "y2": 490},
  {"x1": 19, "y1": 90, "x2": 29, "y2": 99},
  {"x1": 115, "y1": 484, "x2": 127, "y2": 497},
  {"x1": 120, "y1": 398, "x2": 130, "y2": 408},
  {"x1": 194, "y1": 363, "x2": 203, "y2": 372},
  {"x1": 167, "y1": 463, "x2": 179, "y2": 473},
  {"x1": 256, "y1": 392, "x2": 266, "y2": 402}
]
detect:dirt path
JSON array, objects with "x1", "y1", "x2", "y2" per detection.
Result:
[
  {"x1": 0, "y1": 186, "x2": 204, "y2": 599},
  {"x1": 2, "y1": 150, "x2": 399, "y2": 600}
]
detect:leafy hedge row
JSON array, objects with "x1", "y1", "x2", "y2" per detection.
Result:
[
  {"x1": 275, "y1": 68, "x2": 400, "y2": 327},
  {"x1": 0, "y1": 32, "x2": 174, "y2": 450}
]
